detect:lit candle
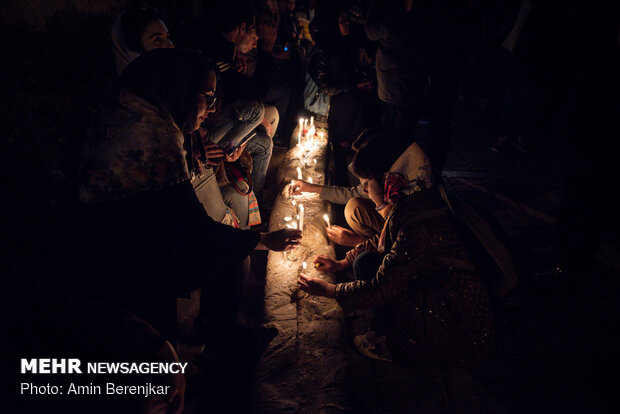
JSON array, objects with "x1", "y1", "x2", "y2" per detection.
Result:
[
  {"x1": 284, "y1": 216, "x2": 292, "y2": 222},
  {"x1": 302, "y1": 261, "x2": 307, "y2": 270},
  {"x1": 323, "y1": 213, "x2": 330, "y2": 228},
  {"x1": 310, "y1": 116, "x2": 314, "y2": 127},
  {"x1": 297, "y1": 127, "x2": 302, "y2": 146},
  {"x1": 304, "y1": 119, "x2": 308, "y2": 131},
  {"x1": 286, "y1": 223, "x2": 294, "y2": 229},
  {"x1": 313, "y1": 158, "x2": 317, "y2": 165},
  {"x1": 308, "y1": 176, "x2": 313, "y2": 184},
  {"x1": 297, "y1": 167, "x2": 302, "y2": 180},
  {"x1": 299, "y1": 204, "x2": 304, "y2": 232},
  {"x1": 299, "y1": 118, "x2": 304, "y2": 131}
]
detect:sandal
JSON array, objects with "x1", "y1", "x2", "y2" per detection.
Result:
[{"x1": 353, "y1": 331, "x2": 392, "y2": 363}]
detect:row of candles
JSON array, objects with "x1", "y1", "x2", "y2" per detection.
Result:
[
  {"x1": 297, "y1": 116, "x2": 324, "y2": 149},
  {"x1": 283, "y1": 116, "x2": 329, "y2": 263},
  {"x1": 283, "y1": 207, "x2": 331, "y2": 232}
]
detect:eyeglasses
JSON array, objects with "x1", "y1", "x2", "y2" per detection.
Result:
[{"x1": 199, "y1": 92, "x2": 217, "y2": 110}]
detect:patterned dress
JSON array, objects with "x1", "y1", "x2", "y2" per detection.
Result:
[{"x1": 336, "y1": 187, "x2": 494, "y2": 367}]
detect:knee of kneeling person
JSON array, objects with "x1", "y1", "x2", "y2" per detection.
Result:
[
  {"x1": 345, "y1": 198, "x2": 368, "y2": 225},
  {"x1": 237, "y1": 100, "x2": 265, "y2": 124},
  {"x1": 345, "y1": 197, "x2": 379, "y2": 237},
  {"x1": 263, "y1": 104, "x2": 279, "y2": 125}
]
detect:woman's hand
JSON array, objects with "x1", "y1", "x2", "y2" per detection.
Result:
[
  {"x1": 326, "y1": 225, "x2": 366, "y2": 247},
  {"x1": 203, "y1": 143, "x2": 224, "y2": 166},
  {"x1": 290, "y1": 179, "x2": 322, "y2": 196},
  {"x1": 224, "y1": 142, "x2": 247, "y2": 162},
  {"x1": 313, "y1": 255, "x2": 349, "y2": 272},
  {"x1": 298, "y1": 273, "x2": 336, "y2": 298},
  {"x1": 256, "y1": 229, "x2": 302, "y2": 251}
]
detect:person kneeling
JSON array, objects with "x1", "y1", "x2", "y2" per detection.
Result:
[{"x1": 299, "y1": 127, "x2": 494, "y2": 368}]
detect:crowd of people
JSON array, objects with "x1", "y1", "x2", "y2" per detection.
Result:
[{"x1": 8, "y1": 0, "x2": 619, "y2": 412}]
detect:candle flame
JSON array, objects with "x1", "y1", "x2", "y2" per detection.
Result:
[{"x1": 302, "y1": 261, "x2": 307, "y2": 269}]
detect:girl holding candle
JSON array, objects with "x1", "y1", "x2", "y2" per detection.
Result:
[{"x1": 298, "y1": 128, "x2": 493, "y2": 367}]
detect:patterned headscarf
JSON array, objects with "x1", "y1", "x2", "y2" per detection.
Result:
[
  {"x1": 120, "y1": 49, "x2": 216, "y2": 135},
  {"x1": 383, "y1": 143, "x2": 433, "y2": 204}
]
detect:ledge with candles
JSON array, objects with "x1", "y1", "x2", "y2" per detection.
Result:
[{"x1": 252, "y1": 117, "x2": 347, "y2": 410}]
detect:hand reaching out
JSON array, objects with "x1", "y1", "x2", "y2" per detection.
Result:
[
  {"x1": 298, "y1": 273, "x2": 336, "y2": 298},
  {"x1": 326, "y1": 225, "x2": 366, "y2": 247},
  {"x1": 290, "y1": 179, "x2": 321, "y2": 196},
  {"x1": 256, "y1": 229, "x2": 302, "y2": 251},
  {"x1": 313, "y1": 255, "x2": 349, "y2": 272}
]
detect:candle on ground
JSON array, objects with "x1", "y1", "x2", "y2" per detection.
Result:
[
  {"x1": 299, "y1": 204, "x2": 304, "y2": 231},
  {"x1": 308, "y1": 176, "x2": 313, "y2": 184},
  {"x1": 310, "y1": 116, "x2": 314, "y2": 127},
  {"x1": 297, "y1": 167, "x2": 302, "y2": 180},
  {"x1": 302, "y1": 261, "x2": 307, "y2": 270}
]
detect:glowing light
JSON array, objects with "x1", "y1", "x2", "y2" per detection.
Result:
[
  {"x1": 323, "y1": 213, "x2": 330, "y2": 228},
  {"x1": 302, "y1": 261, "x2": 307, "y2": 270},
  {"x1": 299, "y1": 204, "x2": 304, "y2": 232},
  {"x1": 308, "y1": 176, "x2": 313, "y2": 184},
  {"x1": 284, "y1": 216, "x2": 292, "y2": 222},
  {"x1": 297, "y1": 167, "x2": 302, "y2": 180}
]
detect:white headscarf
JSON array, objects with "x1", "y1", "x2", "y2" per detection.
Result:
[
  {"x1": 383, "y1": 142, "x2": 433, "y2": 204},
  {"x1": 111, "y1": 12, "x2": 141, "y2": 74}
]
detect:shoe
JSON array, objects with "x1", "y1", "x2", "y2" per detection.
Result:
[
  {"x1": 353, "y1": 331, "x2": 392, "y2": 362},
  {"x1": 491, "y1": 136, "x2": 509, "y2": 152}
]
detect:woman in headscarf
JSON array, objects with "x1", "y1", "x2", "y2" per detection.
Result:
[
  {"x1": 299, "y1": 127, "x2": 493, "y2": 368},
  {"x1": 111, "y1": 7, "x2": 174, "y2": 74},
  {"x1": 78, "y1": 48, "x2": 300, "y2": 338}
]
